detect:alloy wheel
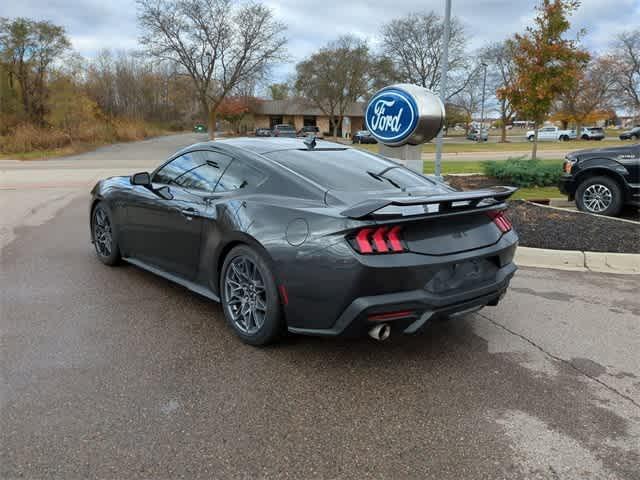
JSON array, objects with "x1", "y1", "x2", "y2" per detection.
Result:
[
  {"x1": 224, "y1": 255, "x2": 268, "y2": 335},
  {"x1": 93, "y1": 208, "x2": 113, "y2": 257},
  {"x1": 582, "y1": 184, "x2": 613, "y2": 213}
]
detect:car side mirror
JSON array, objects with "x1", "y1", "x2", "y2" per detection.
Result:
[
  {"x1": 131, "y1": 172, "x2": 151, "y2": 186},
  {"x1": 156, "y1": 185, "x2": 173, "y2": 200}
]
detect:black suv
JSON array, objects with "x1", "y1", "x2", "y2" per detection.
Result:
[{"x1": 560, "y1": 144, "x2": 639, "y2": 216}]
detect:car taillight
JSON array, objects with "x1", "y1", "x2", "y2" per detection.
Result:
[
  {"x1": 487, "y1": 210, "x2": 512, "y2": 233},
  {"x1": 351, "y1": 226, "x2": 406, "y2": 254}
]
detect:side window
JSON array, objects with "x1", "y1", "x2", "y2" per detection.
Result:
[
  {"x1": 215, "y1": 159, "x2": 266, "y2": 192},
  {"x1": 173, "y1": 151, "x2": 232, "y2": 192},
  {"x1": 153, "y1": 152, "x2": 201, "y2": 185}
]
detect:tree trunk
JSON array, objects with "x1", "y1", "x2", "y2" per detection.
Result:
[
  {"x1": 208, "y1": 108, "x2": 217, "y2": 140},
  {"x1": 500, "y1": 121, "x2": 507, "y2": 143},
  {"x1": 332, "y1": 116, "x2": 338, "y2": 139},
  {"x1": 531, "y1": 121, "x2": 539, "y2": 161}
]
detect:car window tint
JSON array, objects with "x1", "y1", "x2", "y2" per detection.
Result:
[
  {"x1": 215, "y1": 159, "x2": 266, "y2": 192},
  {"x1": 173, "y1": 151, "x2": 233, "y2": 192},
  {"x1": 153, "y1": 152, "x2": 201, "y2": 184},
  {"x1": 267, "y1": 149, "x2": 437, "y2": 192}
]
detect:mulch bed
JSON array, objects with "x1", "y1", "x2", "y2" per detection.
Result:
[
  {"x1": 444, "y1": 175, "x2": 497, "y2": 190},
  {"x1": 444, "y1": 175, "x2": 639, "y2": 254},
  {"x1": 506, "y1": 201, "x2": 639, "y2": 254}
]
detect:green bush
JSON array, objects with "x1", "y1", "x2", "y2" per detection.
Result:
[{"x1": 482, "y1": 158, "x2": 563, "y2": 187}]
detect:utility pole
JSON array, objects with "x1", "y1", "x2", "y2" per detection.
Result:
[
  {"x1": 434, "y1": 0, "x2": 451, "y2": 179},
  {"x1": 478, "y1": 62, "x2": 488, "y2": 143}
]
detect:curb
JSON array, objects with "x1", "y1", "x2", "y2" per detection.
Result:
[{"x1": 515, "y1": 247, "x2": 640, "y2": 275}]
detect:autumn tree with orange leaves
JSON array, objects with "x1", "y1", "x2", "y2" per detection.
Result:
[
  {"x1": 498, "y1": 0, "x2": 589, "y2": 160},
  {"x1": 217, "y1": 96, "x2": 262, "y2": 134}
]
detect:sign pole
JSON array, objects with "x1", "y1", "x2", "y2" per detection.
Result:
[
  {"x1": 478, "y1": 62, "x2": 487, "y2": 143},
  {"x1": 434, "y1": 0, "x2": 451, "y2": 180}
]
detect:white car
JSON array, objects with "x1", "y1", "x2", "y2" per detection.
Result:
[{"x1": 527, "y1": 126, "x2": 576, "y2": 142}]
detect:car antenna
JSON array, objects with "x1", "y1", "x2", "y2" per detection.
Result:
[{"x1": 303, "y1": 135, "x2": 317, "y2": 150}]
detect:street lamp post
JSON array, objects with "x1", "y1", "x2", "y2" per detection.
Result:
[
  {"x1": 434, "y1": 0, "x2": 451, "y2": 179},
  {"x1": 478, "y1": 62, "x2": 488, "y2": 143}
]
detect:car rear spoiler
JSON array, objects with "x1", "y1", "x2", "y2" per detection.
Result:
[{"x1": 340, "y1": 186, "x2": 518, "y2": 219}]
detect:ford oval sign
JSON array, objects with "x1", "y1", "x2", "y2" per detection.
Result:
[
  {"x1": 365, "y1": 88, "x2": 418, "y2": 144},
  {"x1": 365, "y1": 84, "x2": 445, "y2": 147}
]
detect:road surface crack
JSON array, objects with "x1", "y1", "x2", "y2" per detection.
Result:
[{"x1": 477, "y1": 312, "x2": 640, "y2": 409}]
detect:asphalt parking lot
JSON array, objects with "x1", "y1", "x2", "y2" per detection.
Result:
[{"x1": 1, "y1": 134, "x2": 639, "y2": 479}]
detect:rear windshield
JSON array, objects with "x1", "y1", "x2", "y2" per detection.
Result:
[
  {"x1": 266, "y1": 148, "x2": 437, "y2": 191},
  {"x1": 276, "y1": 125, "x2": 294, "y2": 130},
  {"x1": 588, "y1": 128, "x2": 604, "y2": 131}
]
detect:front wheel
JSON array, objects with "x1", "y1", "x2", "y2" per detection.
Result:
[
  {"x1": 575, "y1": 176, "x2": 623, "y2": 217},
  {"x1": 581, "y1": 134, "x2": 589, "y2": 140},
  {"x1": 527, "y1": 135, "x2": 534, "y2": 142},
  {"x1": 91, "y1": 202, "x2": 121, "y2": 265},
  {"x1": 220, "y1": 245, "x2": 284, "y2": 345},
  {"x1": 560, "y1": 135, "x2": 569, "y2": 141}
]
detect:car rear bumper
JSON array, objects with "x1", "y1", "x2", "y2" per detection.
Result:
[
  {"x1": 286, "y1": 238, "x2": 518, "y2": 338},
  {"x1": 288, "y1": 262, "x2": 515, "y2": 337}
]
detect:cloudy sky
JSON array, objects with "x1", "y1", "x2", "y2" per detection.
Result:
[{"x1": 2, "y1": 0, "x2": 637, "y2": 81}]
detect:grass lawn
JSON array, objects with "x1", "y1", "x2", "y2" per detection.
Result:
[
  {"x1": 352, "y1": 139, "x2": 622, "y2": 154},
  {"x1": 420, "y1": 160, "x2": 564, "y2": 200},
  {"x1": 0, "y1": 144, "x2": 91, "y2": 160},
  {"x1": 510, "y1": 186, "x2": 562, "y2": 200},
  {"x1": 420, "y1": 159, "x2": 563, "y2": 175}
]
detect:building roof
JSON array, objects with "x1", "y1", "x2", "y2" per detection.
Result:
[{"x1": 253, "y1": 98, "x2": 366, "y2": 117}]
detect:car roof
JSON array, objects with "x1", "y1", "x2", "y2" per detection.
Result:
[{"x1": 213, "y1": 137, "x2": 347, "y2": 154}]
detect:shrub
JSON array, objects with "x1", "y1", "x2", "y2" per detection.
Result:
[
  {"x1": 0, "y1": 118, "x2": 165, "y2": 154},
  {"x1": 0, "y1": 124, "x2": 72, "y2": 153},
  {"x1": 482, "y1": 158, "x2": 562, "y2": 187}
]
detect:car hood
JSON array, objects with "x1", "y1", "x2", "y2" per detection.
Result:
[{"x1": 569, "y1": 145, "x2": 638, "y2": 159}]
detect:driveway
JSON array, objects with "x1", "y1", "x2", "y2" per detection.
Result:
[{"x1": 1, "y1": 134, "x2": 639, "y2": 479}]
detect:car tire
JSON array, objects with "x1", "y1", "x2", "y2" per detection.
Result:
[
  {"x1": 91, "y1": 202, "x2": 121, "y2": 266},
  {"x1": 560, "y1": 135, "x2": 569, "y2": 141},
  {"x1": 575, "y1": 176, "x2": 623, "y2": 217},
  {"x1": 527, "y1": 135, "x2": 534, "y2": 142},
  {"x1": 220, "y1": 245, "x2": 284, "y2": 346},
  {"x1": 581, "y1": 134, "x2": 589, "y2": 140}
]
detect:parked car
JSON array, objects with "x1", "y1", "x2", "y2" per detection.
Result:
[
  {"x1": 89, "y1": 137, "x2": 518, "y2": 345},
  {"x1": 619, "y1": 126, "x2": 640, "y2": 140},
  {"x1": 467, "y1": 129, "x2": 488, "y2": 141},
  {"x1": 560, "y1": 144, "x2": 640, "y2": 216},
  {"x1": 579, "y1": 127, "x2": 605, "y2": 141},
  {"x1": 271, "y1": 124, "x2": 297, "y2": 138},
  {"x1": 527, "y1": 126, "x2": 576, "y2": 142},
  {"x1": 255, "y1": 127, "x2": 272, "y2": 137},
  {"x1": 297, "y1": 125, "x2": 322, "y2": 138},
  {"x1": 352, "y1": 130, "x2": 378, "y2": 144}
]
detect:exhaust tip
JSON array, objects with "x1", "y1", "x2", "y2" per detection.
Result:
[{"x1": 369, "y1": 323, "x2": 391, "y2": 341}]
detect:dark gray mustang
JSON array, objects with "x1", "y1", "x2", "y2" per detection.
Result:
[{"x1": 90, "y1": 137, "x2": 518, "y2": 345}]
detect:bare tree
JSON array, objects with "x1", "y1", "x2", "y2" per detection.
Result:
[
  {"x1": 294, "y1": 36, "x2": 371, "y2": 138},
  {"x1": 268, "y1": 82, "x2": 289, "y2": 100},
  {"x1": 449, "y1": 65, "x2": 484, "y2": 134},
  {"x1": 554, "y1": 56, "x2": 616, "y2": 135},
  {"x1": 482, "y1": 41, "x2": 517, "y2": 142},
  {"x1": 610, "y1": 29, "x2": 640, "y2": 119},
  {"x1": 380, "y1": 11, "x2": 470, "y2": 98},
  {"x1": 137, "y1": 0, "x2": 287, "y2": 138}
]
